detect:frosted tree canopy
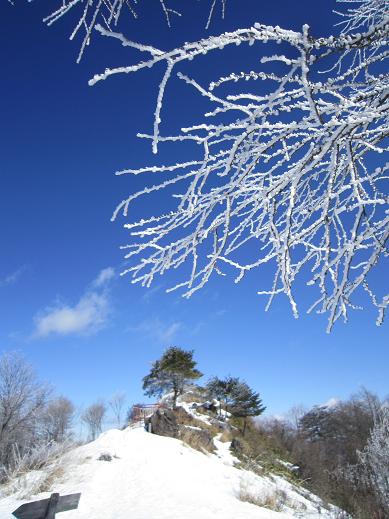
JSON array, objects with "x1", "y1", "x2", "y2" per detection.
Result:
[{"x1": 15, "y1": 0, "x2": 389, "y2": 331}]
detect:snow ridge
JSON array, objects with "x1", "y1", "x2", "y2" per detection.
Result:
[{"x1": 0, "y1": 425, "x2": 339, "y2": 518}]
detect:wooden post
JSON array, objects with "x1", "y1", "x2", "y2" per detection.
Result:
[{"x1": 45, "y1": 493, "x2": 59, "y2": 519}]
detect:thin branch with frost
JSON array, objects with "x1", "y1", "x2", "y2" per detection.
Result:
[
  {"x1": 16, "y1": 0, "x2": 388, "y2": 330},
  {"x1": 20, "y1": 0, "x2": 182, "y2": 62},
  {"x1": 19, "y1": 0, "x2": 227, "y2": 62},
  {"x1": 43, "y1": 0, "x2": 136, "y2": 63},
  {"x1": 1, "y1": 439, "x2": 73, "y2": 484},
  {"x1": 88, "y1": 4, "x2": 389, "y2": 332}
]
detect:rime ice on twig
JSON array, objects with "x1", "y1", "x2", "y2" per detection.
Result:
[
  {"x1": 98, "y1": 1, "x2": 388, "y2": 331},
  {"x1": 31, "y1": 0, "x2": 389, "y2": 331},
  {"x1": 41, "y1": 0, "x2": 182, "y2": 62},
  {"x1": 38, "y1": 0, "x2": 227, "y2": 61}
]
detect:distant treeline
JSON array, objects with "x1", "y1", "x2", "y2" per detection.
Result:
[{"x1": 257, "y1": 389, "x2": 389, "y2": 519}]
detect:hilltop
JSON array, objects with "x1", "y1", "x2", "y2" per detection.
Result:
[{"x1": 0, "y1": 392, "x2": 340, "y2": 519}]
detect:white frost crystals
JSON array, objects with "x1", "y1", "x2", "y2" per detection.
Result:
[
  {"x1": 41, "y1": 0, "x2": 179, "y2": 63},
  {"x1": 102, "y1": 1, "x2": 387, "y2": 332},
  {"x1": 42, "y1": 0, "x2": 389, "y2": 331},
  {"x1": 39, "y1": 0, "x2": 226, "y2": 63}
]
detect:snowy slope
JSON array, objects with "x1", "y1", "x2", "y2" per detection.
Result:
[{"x1": 0, "y1": 427, "x2": 336, "y2": 519}]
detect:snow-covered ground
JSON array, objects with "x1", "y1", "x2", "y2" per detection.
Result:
[{"x1": 0, "y1": 426, "x2": 338, "y2": 519}]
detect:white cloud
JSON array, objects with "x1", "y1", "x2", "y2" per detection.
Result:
[
  {"x1": 34, "y1": 292, "x2": 109, "y2": 338},
  {"x1": 92, "y1": 267, "x2": 115, "y2": 288},
  {"x1": 141, "y1": 283, "x2": 163, "y2": 303},
  {"x1": 214, "y1": 309, "x2": 227, "y2": 318},
  {"x1": 159, "y1": 322, "x2": 181, "y2": 343},
  {"x1": 0, "y1": 266, "x2": 27, "y2": 287},
  {"x1": 129, "y1": 317, "x2": 182, "y2": 344},
  {"x1": 33, "y1": 267, "x2": 115, "y2": 338}
]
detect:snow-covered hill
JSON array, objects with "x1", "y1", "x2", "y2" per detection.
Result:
[{"x1": 0, "y1": 425, "x2": 338, "y2": 519}]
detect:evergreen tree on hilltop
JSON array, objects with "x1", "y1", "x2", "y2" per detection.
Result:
[
  {"x1": 206, "y1": 376, "x2": 240, "y2": 418},
  {"x1": 229, "y1": 381, "x2": 266, "y2": 436},
  {"x1": 298, "y1": 406, "x2": 336, "y2": 442},
  {"x1": 142, "y1": 347, "x2": 202, "y2": 409},
  {"x1": 206, "y1": 376, "x2": 265, "y2": 432}
]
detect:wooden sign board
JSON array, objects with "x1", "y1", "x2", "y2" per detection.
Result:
[{"x1": 13, "y1": 493, "x2": 81, "y2": 519}]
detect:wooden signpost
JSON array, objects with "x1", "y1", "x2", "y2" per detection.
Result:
[{"x1": 12, "y1": 493, "x2": 81, "y2": 519}]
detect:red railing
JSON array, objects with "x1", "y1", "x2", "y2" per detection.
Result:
[{"x1": 130, "y1": 403, "x2": 166, "y2": 423}]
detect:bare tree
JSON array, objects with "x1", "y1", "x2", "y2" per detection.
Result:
[
  {"x1": 17, "y1": 0, "x2": 389, "y2": 330},
  {"x1": 108, "y1": 392, "x2": 126, "y2": 428},
  {"x1": 359, "y1": 406, "x2": 389, "y2": 514},
  {"x1": 0, "y1": 352, "x2": 50, "y2": 476},
  {"x1": 286, "y1": 404, "x2": 307, "y2": 430},
  {"x1": 81, "y1": 401, "x2": 106, "y2": 441},
  {"x1": 343, "y1": 406, "x2": 389, "y2": 517},
  {"x1": 40, "y1": 396, "x2": 75, "y2": 443}
]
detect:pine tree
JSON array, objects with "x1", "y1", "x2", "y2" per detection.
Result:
[
  {"x1": 229, "y1": 381, "x2": 266, "y2": 436},
  {"x1": 299, "y1": 406, "x2": 335, "y2": 442},
  {"x1": 206, "y1": 376, "x2": 265, "y2": 432},
  {"x1": 142, "y1": 347, "x2": 202, "y2": 409},
  {"x1": 206, "y1": 376, "x2": 240, "y2": 418}
]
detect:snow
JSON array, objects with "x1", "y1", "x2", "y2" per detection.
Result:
[
  {"x1": 179, "y1": 401, "x2": 214, "y2": 426},
  {"x1": 320, "y1": 398, "x2": 340, "y2": 409},
  {"x1": 182, "y1": 425, "x2": 203, "y2": 431},
  {"x1": 0, "y1": 426, "x2": 338, "y2": 519},
  {"x1": 276, "y1": 459, "x2": 299, "y2": 473},
  {"x1": 214, "y1": 434, "x2": 240, "y2": 467},
  {"x1": 179, "y1": 399, "x2": 231, "y2": 425}
]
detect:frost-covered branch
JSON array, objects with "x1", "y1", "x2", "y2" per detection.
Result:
[
  {"x1": 20, "y1": 0, "x2": 227, "y2": 62},
  {"x1": 42, "y1": 0, "x2": 139, "y2": 63},
  {"x1": 96, "y1": 3, "x2": 388, "y2": 332},
  {"x1": 18, "y1": 0, "x2": 388, "y2": 330}
]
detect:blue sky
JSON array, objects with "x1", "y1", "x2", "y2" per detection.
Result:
[{"x1": 0, "y1": 0, "x2": 387, "y2": 422}]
